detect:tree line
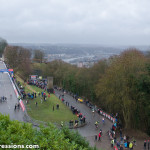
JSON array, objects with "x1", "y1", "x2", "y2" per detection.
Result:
[
  {"x1": 3, "y1": 43, "x2": 150, "y2": 135},
  {"x1": 4, "y1": 45, "x2": 45, "y2": 79}
]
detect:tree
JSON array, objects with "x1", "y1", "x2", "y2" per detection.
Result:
[
  {"x1": 4, "y1": 46, "x2": 32, "y2": 79},
  {"x1": 96, "y1": 49, "x2": 147, "y2": 129},
  {"x1": 33, "y1": 50, "x2": 44, "y2": 63},
  {"x1": 0, "y1": 37, "x2": 7, "y2": 57},
  {"x1": 4, "y1": 46, "x2": 18, "y2": 68}
]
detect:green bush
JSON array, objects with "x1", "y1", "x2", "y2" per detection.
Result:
[{"x1": 0, "y1": 114, "x2": 96, "y2": 150}]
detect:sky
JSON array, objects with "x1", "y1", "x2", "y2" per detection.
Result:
[{"x1": 0, "y1": 0, "x2": 150, "y2": 45}]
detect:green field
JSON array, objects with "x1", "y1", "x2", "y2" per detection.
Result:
[{"x1": 16, "y1": 76, "x2": 77, "y2": 123}]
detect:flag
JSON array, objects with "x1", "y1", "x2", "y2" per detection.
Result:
[{"x1": 19, "y1": 100, "x2": 25, "y2": 112}]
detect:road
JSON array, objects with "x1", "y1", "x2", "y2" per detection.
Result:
[
  {"x1": 0, "y1": 61, "x2": 24, "y2": 122},
  {"x1": 55, "y1": 90, "x2": 114, "y2": 150},
  {"x1": 55, "y1": 90, "x2": 144, "y2": 150}
]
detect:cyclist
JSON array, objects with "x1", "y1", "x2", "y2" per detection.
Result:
[
  {"x1": 92, "y1": 108, "x2": 95, "y2": 117},
  {"x1": 95, "y1": 121, "x2": 99, "y2": 129},
  {"x1": 102, "y1": 117, "x2": 105, "y2": 124}
]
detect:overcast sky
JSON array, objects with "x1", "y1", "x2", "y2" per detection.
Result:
[{"x1": 0, "y1": 0, "x2": 150, "y2": 45}]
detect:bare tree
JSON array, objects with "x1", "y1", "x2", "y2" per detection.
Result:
[
  {"x1": 33, "y1": 50, "x2": 44, "y2": 63},
  {"x1": 0, "y1": 37, "x2": 7, "y2": 57}
]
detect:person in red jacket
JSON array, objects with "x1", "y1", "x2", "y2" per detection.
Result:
[{"x1": 98, "y1": 132, "x2": 101, "y2": 141}]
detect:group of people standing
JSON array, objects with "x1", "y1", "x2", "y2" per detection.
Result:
[
  {"x1": 109, "y1": 120, "x2": 136, "y2": 150},
  {"x1": 58, "y1": 93, "x2": 86, "y2": 128},
  {"x1": 0, "y1": 96, "x2": 7, "y2": 103},
  {"x1": 95, "y1": 129, "x2": 103, "y2": 141}
]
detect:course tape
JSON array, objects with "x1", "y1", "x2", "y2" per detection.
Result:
[{"x1": 99, "y1": 110, "x2": 115, "y2": 123}]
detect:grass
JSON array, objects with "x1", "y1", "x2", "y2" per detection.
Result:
[{"x1": 16, "y1": 76, "x2": 77, "y2": 123}]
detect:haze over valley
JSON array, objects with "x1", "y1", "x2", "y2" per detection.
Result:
[{"x1": 10, "y1": 43, "x2": 150, "y2": 67}]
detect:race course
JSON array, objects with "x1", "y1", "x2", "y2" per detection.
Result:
[
  {"x1": 0, "y1": 61, "x2": 144, "y2": 150},
  {"x1": 0, "y1": 61, "x2": 24, "y2": 122}
]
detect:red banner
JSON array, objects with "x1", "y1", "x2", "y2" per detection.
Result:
[
  {"x1": 19, "y1": 100, "x2": 25, "y2": 112},
  {"x1": 8, "y1": 69, "x2": 13, "y2": 72}
]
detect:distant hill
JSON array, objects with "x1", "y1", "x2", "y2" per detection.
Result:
[{"x1": 9, "y1": 43, "x2": 150, "y2": 63}]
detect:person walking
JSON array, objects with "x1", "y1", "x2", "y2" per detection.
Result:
[{"x1": 35, "y1": 102, "x2": 38, "y2": 107}]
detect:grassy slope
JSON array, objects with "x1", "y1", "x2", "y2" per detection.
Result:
[{"x1": 16, "y1": 76, "x2": 77, "y2": 123}]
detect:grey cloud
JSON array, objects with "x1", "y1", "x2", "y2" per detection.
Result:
[{"x1": 0, "y1": 0, "x2": 150, "y2": 45}]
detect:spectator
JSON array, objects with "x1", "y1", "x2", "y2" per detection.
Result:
[
  {"x1": 127, "y1": 141, "x2": 130, "y2": 148},
  {"x1": 117, "y1": 141, "x2": 120, "y2": 148},
  {"x1": 114, "y1": 146, "x2": 118, "y2": 150},
  {"x1": 124, "y1": 135, "x2": 126, "y2": 142},
  {"x1": 129, "y1": 142, "x2": 133, "y2": 150},
  {"x1": 124, "y1": 141, "x2": 127, "y2": 149},
  {"x1": 120, "y1": 145, "x2": 123, "y2": 150},
  {"x1": 148, "y1": 140, "x2": 150, "y2": 150},
  {"x1": 14, "y1": 104, "x2": 17, "y2": 110},
  {"x1": 18, "y1": 103, "x2": 20, "y2": 109},
  {"x1": 95, "y1": 134, "x2": 97, "y2": 141},
  {"x1": 48, "y1": 94, "x2": 50, "y2": 98},
  {"x1": 83, "y1": 116, "x2": 86, "y2": 123},
  {"x1": 144, "y1": 140, "x2": 147, "y2": 150},
  {"x1": 120, "y1": 128, "x2": 122, "y2": 137},
  {"x1": 98, "y1": 132, "x2": 101, "y2": 141},
  {"x1": 56, "y1": 104, "x2": 59, "y2": 109}
]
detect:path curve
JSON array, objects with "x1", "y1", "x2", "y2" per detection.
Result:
[{"x1": 55, "y1": 90, "x2": 114, "y2": 150}]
